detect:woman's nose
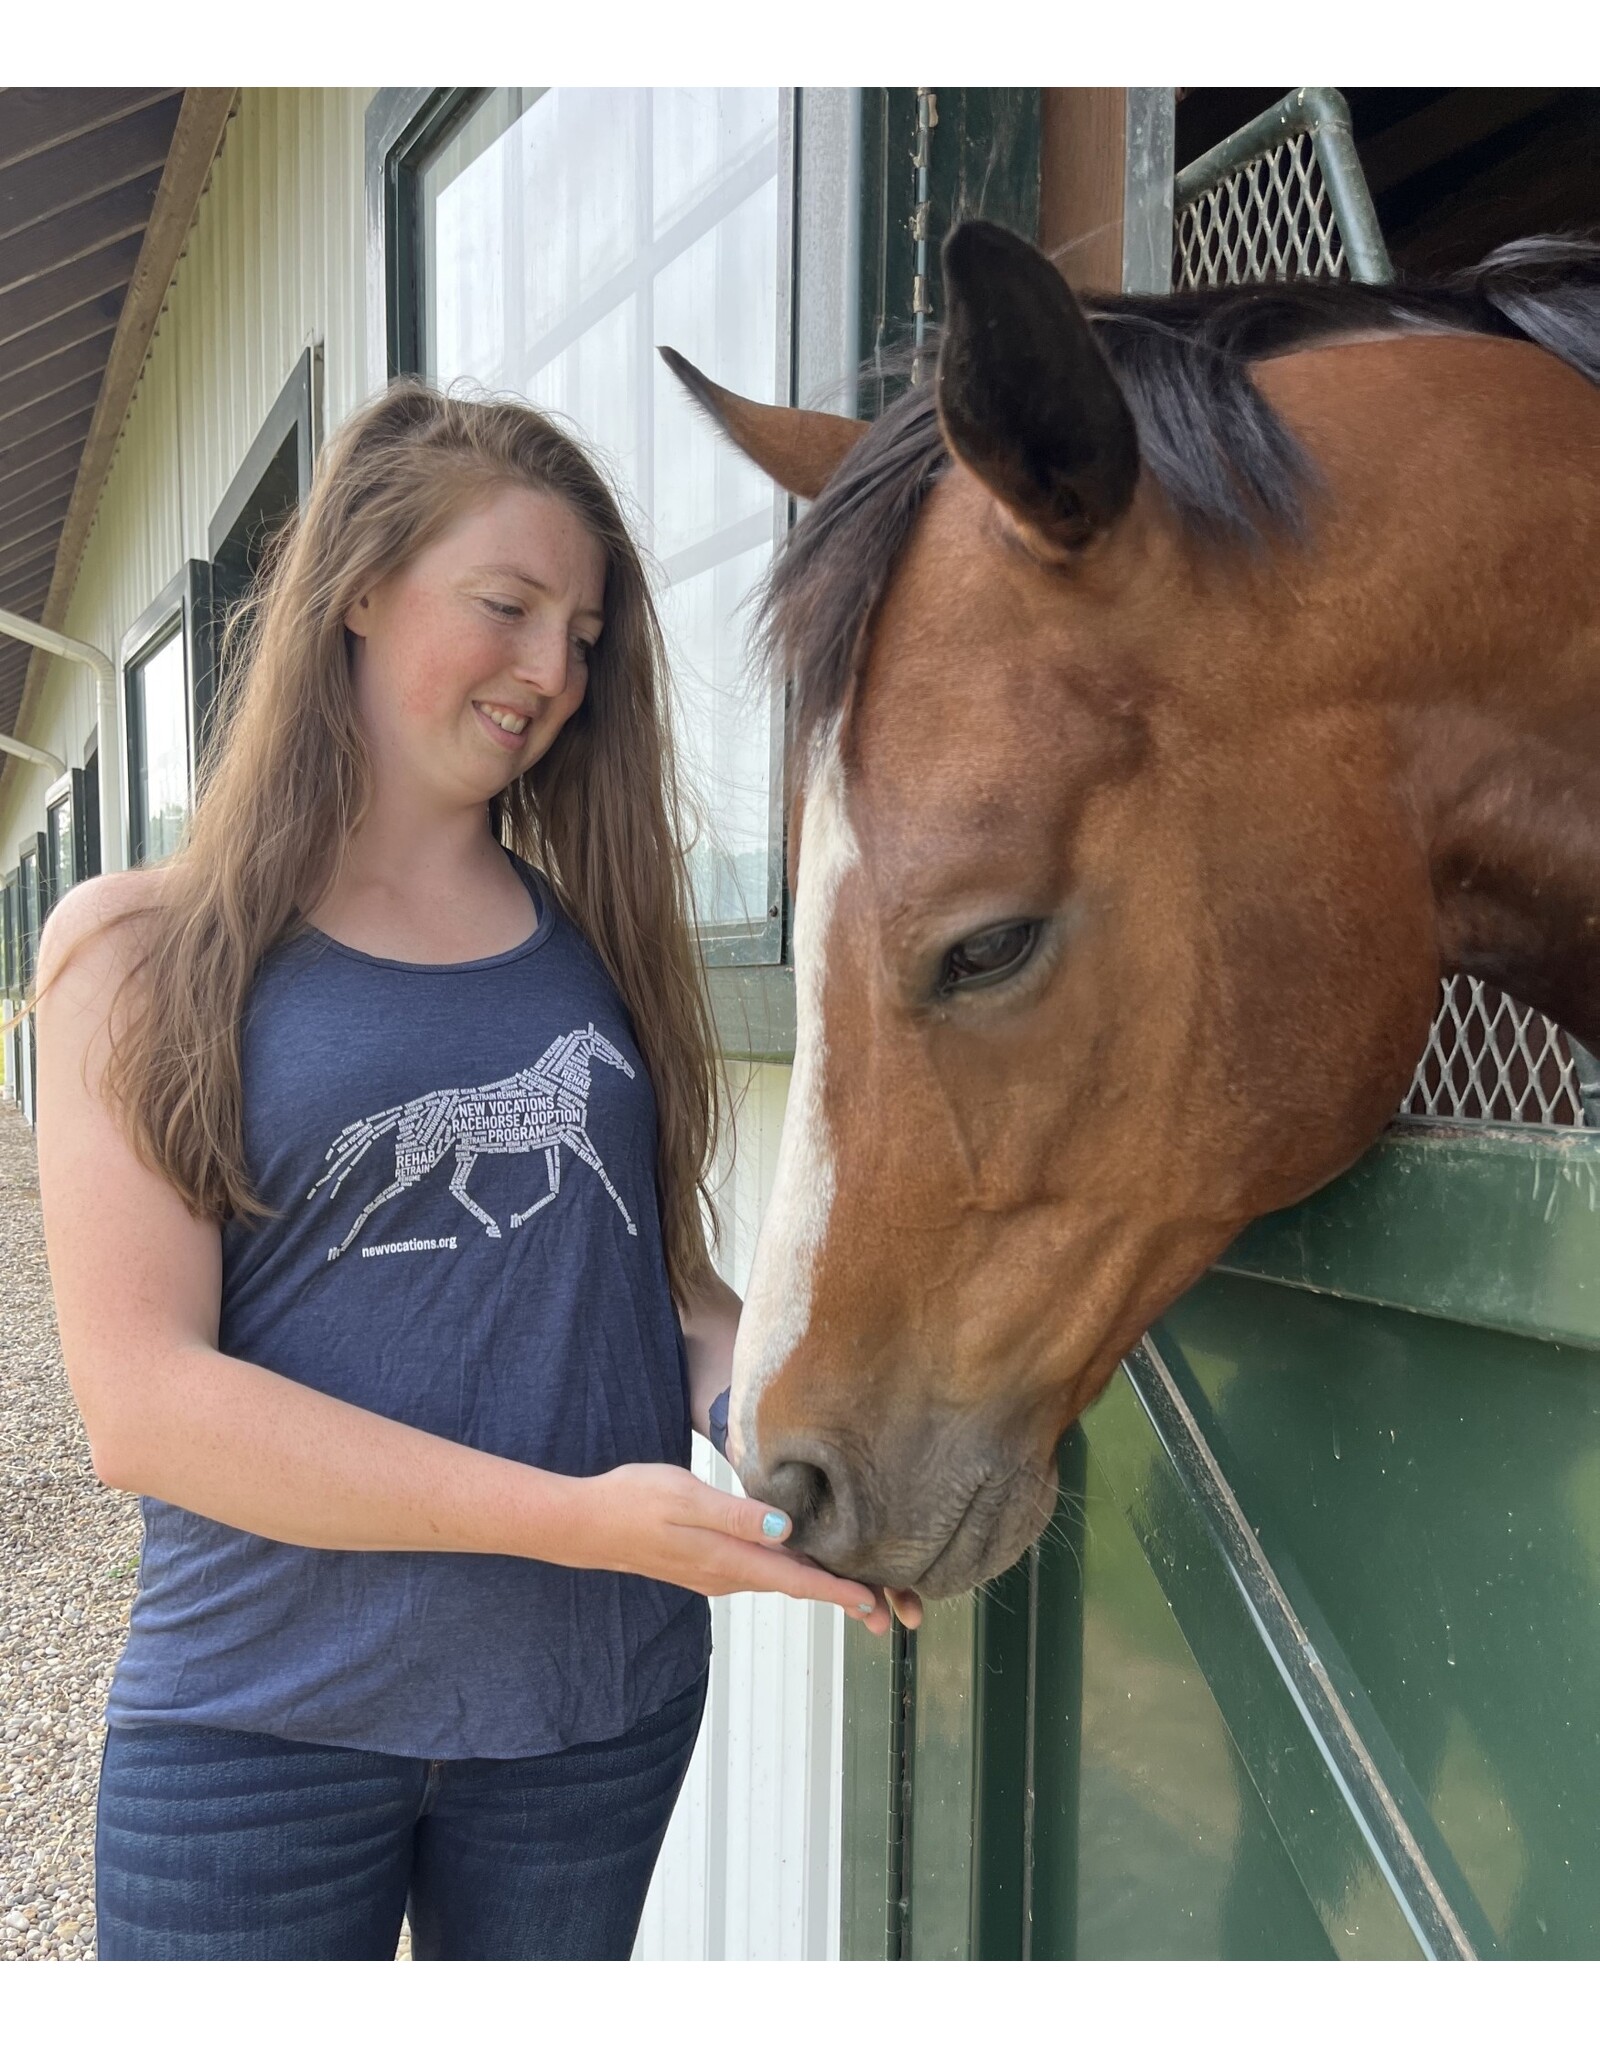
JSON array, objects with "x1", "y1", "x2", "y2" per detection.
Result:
[{"x1": 512, "y1": 626, "x2": 577, "y2": 696}]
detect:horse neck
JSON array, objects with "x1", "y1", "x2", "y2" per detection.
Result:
[
  {"x1": 535, "y1": 1032, "x2": 593, "y2": 1094},
  {"x1": 1260, "y1": 337, "x2": 1600, "y2": 1048},
  {"x1": 1399, "y1": 709, "x2": 1600, "y2": 1048}
]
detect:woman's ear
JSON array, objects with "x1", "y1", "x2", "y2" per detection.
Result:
[{"x1": 343, "y1": 593, "x2": 373, "y2": 638}]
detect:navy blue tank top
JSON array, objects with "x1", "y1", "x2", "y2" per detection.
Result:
[{"x1": 106, "y1": 854, "x2": 711, "y2": 1758}]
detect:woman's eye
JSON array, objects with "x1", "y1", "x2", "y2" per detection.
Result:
[
  {"x1": 935, "y1": 921, "x2": 1040, "y2": 996},
  {"x1": 482, "y1": 598, "x2": 522, "y2": 620}
]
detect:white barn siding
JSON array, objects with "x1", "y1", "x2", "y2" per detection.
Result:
[
  {"x1": 635, "y1": 1063, "x2": 845, "y2": 1959},
  {"x1": 0, "y1": 90, "x2": 841, "y2": 1959}
]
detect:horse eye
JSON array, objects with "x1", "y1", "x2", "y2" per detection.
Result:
[{"x1": 936, "y1": 920, "x2": 1040, "y2": 995}]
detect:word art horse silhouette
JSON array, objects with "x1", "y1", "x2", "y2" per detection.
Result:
[{"x1": 309, "y1": 1026, "x2": 638, "y2": 1262}]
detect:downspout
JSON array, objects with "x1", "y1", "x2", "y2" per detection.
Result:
[
  {"x1": 0, "y1": 606, "x2": 123, "y2": 873},
  {"x1": 0, "y1": 730, "x2": 65, "y2": 776}
]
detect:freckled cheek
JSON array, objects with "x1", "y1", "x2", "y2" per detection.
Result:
[
  {"x1": 396, "y1": 669, "x2": 465, "y2": 723},
  {"x1": 390, "y1": 621, "x2": 503, "y2": 724}
]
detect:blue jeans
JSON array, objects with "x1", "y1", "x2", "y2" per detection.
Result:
[{"x1": 94, "y1": 1675, "x2": 705, "y2": 1960}]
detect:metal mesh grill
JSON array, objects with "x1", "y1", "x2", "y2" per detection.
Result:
[
  {"x1": 1401, "y1": 978, "x2": 1584, "y2": 1126},
  {"x1": 1174, "y1": 131, "x2": 1346, "y2": 291},
  {"x1": 1175, "y1": 110, "x2": 1589, "y2": 1129}
]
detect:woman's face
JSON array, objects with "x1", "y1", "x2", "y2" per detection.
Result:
[{"x1": 344, "y1": 483, "x2": 607, "y2": 811}]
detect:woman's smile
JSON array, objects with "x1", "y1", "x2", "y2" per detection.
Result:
[{"x1": 472, "y1": 698, "x2": 534, "y2": 749}]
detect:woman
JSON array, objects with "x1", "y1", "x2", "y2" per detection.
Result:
[{"x1": 31, "y1": 382, "x2": 910, "y2": 1961}]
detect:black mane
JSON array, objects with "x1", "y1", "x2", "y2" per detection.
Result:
[{"x1": 764, "y1": 235, "x2": 1600, "y2": 769}]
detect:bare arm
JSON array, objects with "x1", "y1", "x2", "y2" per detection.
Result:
[{"x1": 32, "y1": 876, "x2": 893, "y2": 1628}]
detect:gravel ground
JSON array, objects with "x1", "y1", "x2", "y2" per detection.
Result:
[
  {"x1": 0, "y1": 1101, "x2": 141, "y2": 1961},
  {"x1": 0, "y1": 1102, "x2": 416, "y2": 1962}
]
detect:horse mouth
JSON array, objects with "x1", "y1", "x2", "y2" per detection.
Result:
[{"x1": 898, "y1": 1466, "x2": 1057, "y2": 1601}]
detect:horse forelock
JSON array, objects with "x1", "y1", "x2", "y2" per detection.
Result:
[{"x1": 759, "y1": 234, "x2": 1600, "y2": 792}]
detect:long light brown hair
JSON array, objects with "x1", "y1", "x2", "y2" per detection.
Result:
[{"x1": 47, "y1": 380, "x2": 722, "y2": 1299}]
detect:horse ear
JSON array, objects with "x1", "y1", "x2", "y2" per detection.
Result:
[
  {"x1": 659, "y1": 346, "x2": 868, "y2": 501},
  {"x1": 937, "y1": 220, "x2": 1140, "y2": 551}
]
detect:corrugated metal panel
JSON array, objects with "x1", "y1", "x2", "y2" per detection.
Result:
[{"x1": 634, "y1": 1061, "x2": 844, "y2": 1960}]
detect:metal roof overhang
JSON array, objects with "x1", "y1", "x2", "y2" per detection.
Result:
[{"x1": 0, "y1": 87, "x2": 236, "y2": 805}]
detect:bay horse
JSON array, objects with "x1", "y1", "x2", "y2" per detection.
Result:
[{"x1": 663, "y1": 222, "x2": 1600, "y2": 1598}]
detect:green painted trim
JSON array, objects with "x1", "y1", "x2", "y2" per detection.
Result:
[
  {"x1": 855, "y1": 87, "x2": 1041, "y2": 417},
  {"x1": 707, "y1": 963, "x2": 794, "y2": 1064},
  {"x1": 841, "y1": 1620, "x2": 899, "y2": 1958},
  {"x1": 1080, "y1": 1366, "x2": 1428, "y2": 1960},
  {"x1": 899, "y1": 1553, "x2": 1032, "y2": 1960},
  {"x1": 1217, "y1": 1125, "x2": 1600, "y2": 1355},
  {"x1": 904, "y1": 1595, "x2": 979, "y2": 1958},
  {"x1": 1023, "y1": 1428, "x2": 1087, "y2": 1958},
  {"x1": 970, "y1": 1549, "x2": 1035, "y2": 1958}
]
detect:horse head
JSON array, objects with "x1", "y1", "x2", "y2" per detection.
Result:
[
  {"x1": 578, "y1": 1025, "x2": 635, "y2": 1080},
  {"x1": 665, "y1": 222, "x2": 1600, "y2": 1597}
]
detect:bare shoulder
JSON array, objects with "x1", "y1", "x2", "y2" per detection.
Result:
[{"x1": 36, "y1": 867, "x2": 167, "y2": 1005}]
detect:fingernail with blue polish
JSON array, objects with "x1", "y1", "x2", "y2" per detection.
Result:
[
  {"x1": 762, "y1": 1511, "x2": 789, "y2": 1540},
  {"x1": 857, "y1": 1600, "x2": 875, "y2": 1614}
]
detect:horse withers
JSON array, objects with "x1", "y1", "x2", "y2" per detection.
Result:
[{"x1": 665, "y1": 223, "x2": 1600, "y2": 1598}]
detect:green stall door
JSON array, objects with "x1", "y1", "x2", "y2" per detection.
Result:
[{"x1": 844, "y1": 1128, "x2": 1600, "y2": 1959}]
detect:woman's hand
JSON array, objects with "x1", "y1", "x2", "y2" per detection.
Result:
[
  {"x1": 701, "y1": 1388, "x2": 923, "y2": 1631},
  {"x1": 569, "y1": 1463, "x2": 899, "y2": 1634}
]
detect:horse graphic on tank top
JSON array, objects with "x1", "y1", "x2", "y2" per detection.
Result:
[{"x1": 307, "y1": 1025, "x2": 638, "y2": 1260}]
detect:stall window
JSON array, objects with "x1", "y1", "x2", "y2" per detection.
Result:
[
  {"x1": 126, "y1": 619, "x2": 188, "y2": 865},
  {"x1": 46, "y1": 782, "x2": 74, "y2": 910},
  {"x1": 122, "y1": 564, "x2": 211, "y2": 867},
  {"x1": 77, "y1": 753, "x2": 99, "y2": 881},
  {"x1": 18, "y1": 839, "x2": 42, "y2": 989},
  {"x1": 1, "y1": 870, "x2": 16, "y2": 1001},
  {"x1": 394, "y1": 88, "x2": 791, "y2": 964}
]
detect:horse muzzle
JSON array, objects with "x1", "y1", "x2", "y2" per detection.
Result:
[{"x1": 737, "y1": 1431, "x2": 1057, "y2": 1600}]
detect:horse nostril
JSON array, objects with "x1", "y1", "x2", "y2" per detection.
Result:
[
  {"x1": 771, "y1": 1460, "x2": 833, "y2": 1543},
  {"x1": 755, "y1": 1459, "x2": 830, "y2": 1546},
  {"x1": 750, "y1": 1442, "x2": 859, "y2": 1561}
]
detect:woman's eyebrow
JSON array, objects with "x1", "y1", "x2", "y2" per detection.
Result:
[{"x1": 478, "y1": 563, "x2": 603, "y2": 625}]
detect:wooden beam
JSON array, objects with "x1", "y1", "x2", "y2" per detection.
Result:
[
  {"x1": 0, "y1": 167, "x2": 166, "y2": 296},
  {"x1": 0, "y1": 330, "x2": 115, "y2": 422},
  {"x1": 0, "y1": 448, "x2": 80, "y2": 507},
  {"x1": 0, "y1": 230, "x2": 143, "y2": 345},
  {"x1": 0, "y1": 97, "x2": 181, "y2": 243},
  {"x1": 0, "y1": 485, "x2": 73, "y2": 552},
  {"x1": 1040, "y1": 89, "x2": 1127, "y2": 294},
  {"x1": 0, "y1": 528, "x2": 64, "y2": 584},
  {"x1": 0, "y1": 370, "x2": 107, "y2": 447},
  {"x1": 0, "y1": 408, "x2": 98, "y2": 487},
  {"x1": 0, "y1": 90, "x2": 175, "y2": 176},
  {"x1": 0, "y1": 295, "x2": 120, "y2": 387},
  {"x1": 1, "y1": 88, "x2": 235, "y2": 778},
  {"x1": 0, "y1": 573, "x2": 52, "y2": 616}
]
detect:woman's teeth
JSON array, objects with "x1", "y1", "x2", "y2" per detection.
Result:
[{"x1": 475, "y1": 703, "x2": 529, "y2": 735}]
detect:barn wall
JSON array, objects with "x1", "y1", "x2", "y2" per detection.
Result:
[
  {"x1": 0, "y1": 88, "x2": 370, "y2": 860},
  {"x1": 635, "y1": 1061, "x2": 845, "y2": 1961}
]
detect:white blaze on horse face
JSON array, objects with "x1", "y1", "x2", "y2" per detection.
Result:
[{"x1": 729, "y1": 722, "x2": 860, "y2": 1470}]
